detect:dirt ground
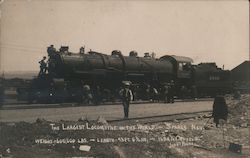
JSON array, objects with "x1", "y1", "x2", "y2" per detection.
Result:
[{"x1": 0, "y1": 95, "x2": 249, "y2": 158}]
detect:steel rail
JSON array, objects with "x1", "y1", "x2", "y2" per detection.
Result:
[
  {"x1": 108, "y1": 110, "x2": 212, "y2": 124},
  {"x1": 0, "y1": 99, "x2": 213, "y2": 110}
]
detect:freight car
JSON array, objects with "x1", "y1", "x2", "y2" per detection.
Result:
[{"x1": 17, "y1": 45, "x2": 232, "y2": 104}]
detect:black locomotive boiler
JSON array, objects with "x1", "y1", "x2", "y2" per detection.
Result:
[{"x1": 17, "y1": 46, "x2": 232, "y2": 103}]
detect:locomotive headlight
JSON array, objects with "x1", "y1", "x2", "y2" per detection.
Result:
[{"x1": 50, "y1": 93, "x2": 53, "y2": 96}]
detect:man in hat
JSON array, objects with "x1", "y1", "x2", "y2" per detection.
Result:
[
  {"x1": 38, "y1": 56, "x2": 47, "y2": 75},
  {"x1": 119, "y1": 82, "x2": 133, "y2": 119},
  {"x1": 47, "y1": 45, "x2": 56, "y2": 57},
  {"x1": 82, "y1": 84, "x2": 93, "y2": 105}
]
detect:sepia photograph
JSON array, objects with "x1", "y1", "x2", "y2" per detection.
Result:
[{"x1": 0, "y1": 0, "x2": 249, "y2": 157}]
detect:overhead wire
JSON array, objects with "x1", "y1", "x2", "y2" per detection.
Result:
[
  {"x1": 1, "y1": 42, "x2": 44, "y2": 50},
  {"x1": 0, "y1": 43, "x2": 100, "y2": 55},
  {"x1": 0, "y1": 45, "x2": 45, "y2": 54}
]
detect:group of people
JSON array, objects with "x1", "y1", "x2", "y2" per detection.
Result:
[
  {"x1": 120, "y1": 81, "x2": 230, "y2": 128},
  {"x1": 132, "y1": 81, "x2": 175, "y2": 103},
  {"x1": 38, "y1": 45, "x2": 57, "y2": 76}
]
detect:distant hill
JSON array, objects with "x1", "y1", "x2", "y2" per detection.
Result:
[{"x1": 2, "y1": 71, "x2": 38, "y2": 79}]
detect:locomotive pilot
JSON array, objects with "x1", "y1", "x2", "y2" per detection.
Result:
[{"x1": 119, "y1": 82, "x2": 133, "y2": 119}]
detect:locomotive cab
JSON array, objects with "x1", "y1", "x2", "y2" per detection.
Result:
[
  {"x1": 160, "y1": 55, "x2": 193, "y2": 79},
  {"x1": 160, "y1": 55, "x2": 194, "y2": 98}
]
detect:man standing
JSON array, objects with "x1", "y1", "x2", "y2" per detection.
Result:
[
  {"x1": 163, "y1": 84, "x2": 169, "y2": 103},
  {"x1": 38, "y1": 56, "x2": 47, "y2": 75},
  {"x1": 82, "y1": 84, "x2": 93, "y2": 105},
  {"x1": 47, "y1": 45, "x2": 56, "y2": 57},
  {"x1": 167, "y1": 80, "x2": 175, "y2": 103},
  {"x1": 152, "y1": 87, "x2": 159, "y2": 102},
  {"x1": 120, "y1": 82, "x2": 133, "y2": 119}
]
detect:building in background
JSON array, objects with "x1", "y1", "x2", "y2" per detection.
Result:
[{"x1": 231, "y1": 61, "x2": 250, "y2": 93}]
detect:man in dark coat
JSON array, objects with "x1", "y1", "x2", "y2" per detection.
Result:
[
  {"x1": 47, "y1": 45, "x2": 56, "y2": 57},
  {"x1": 38, "y1": 56, "x2": 47, "y2": 75},
  {"x1": 167, "y1": 80, "x2": 175, "y2": 103},
  {"x1": 120, "y1": 82, "x2": 133, "y2": 119},
  {"x1": 212, "y1": 95, "x2": 228, "y2": 127},
  {"x1": 163, "y1": 84, "x2": 169, "y2": 103}
]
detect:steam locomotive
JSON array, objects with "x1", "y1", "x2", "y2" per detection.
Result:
[{"x1": 17, "y1": 45, "x2": 232, "y2": 103}]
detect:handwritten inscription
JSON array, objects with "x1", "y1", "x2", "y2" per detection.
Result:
[
  {"x1": 49, "y1": 123, "x2": 204, "y2": 131},
  {"x1": 35, "y1": 136, "x2": 200, "y2": 145},
  {"x1": 34, "y1": 123, "x2": 205, "y2": 148}
]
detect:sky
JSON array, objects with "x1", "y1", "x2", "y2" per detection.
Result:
[{"x1": 0, "y1": 0, "x2": 249, "y2": 72}]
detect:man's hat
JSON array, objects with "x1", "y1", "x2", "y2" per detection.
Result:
[
  {"x1": 124, "y1": 82, "x2": 130, "y2": 86},
  {"x1": 122, "y1": 81, "x2": 131, "y2": 86},
  {"x1": 43, "y1": 56, "x2": 46, "y2": 59}
]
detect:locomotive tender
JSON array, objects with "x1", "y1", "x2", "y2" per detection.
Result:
[{"x1": 18, "y1": 45, "x2": 232, "y2": 103}]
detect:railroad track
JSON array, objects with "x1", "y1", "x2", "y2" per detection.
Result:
[
  {"x1": 0, "y1": 98, "x2": 213, "y2": 110},
  {"x1": 108, "y1": 110, "x2": 212, "y2": 124}
]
